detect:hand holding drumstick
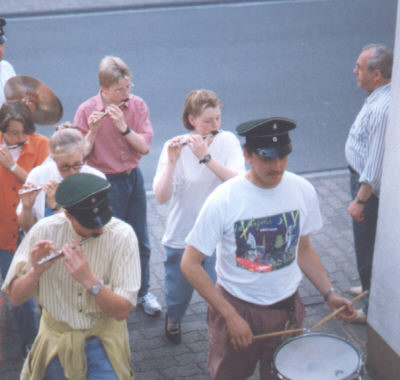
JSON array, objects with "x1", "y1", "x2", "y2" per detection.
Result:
[
  {"x1": 310, "y1": 290, "x2": 368, "y2": 330},
  {"x1": 253, "y1": 290, "x2": 368, "y2": 341}
]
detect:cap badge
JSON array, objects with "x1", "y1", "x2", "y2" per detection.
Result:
[
  {"x1": 93, "y1": 207, "x2": 99, "y2": 214},
  {"x1": 272, "y1": 136, "x2": 278, "y2": 142}
]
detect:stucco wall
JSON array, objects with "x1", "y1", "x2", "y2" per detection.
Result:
[{"x1": 368, "y1": 1, "x2": 400, "y2": 356}]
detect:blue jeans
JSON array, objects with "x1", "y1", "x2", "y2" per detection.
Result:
[
  {"x1": 350, "y1": 171, "x2": 378, "y2": 309},
  {"x1": 106, "y1": 167, "x2": 150, "y2": 298},
  {"x1": 164, "y1": 245, "x2": 216, "y2": 324},
  {"x1": 0, "y1": 249, "x2": 38, "y2": 346},
  {"x1": 43, "y1": 337, "x2": 118, "y2": 380}
]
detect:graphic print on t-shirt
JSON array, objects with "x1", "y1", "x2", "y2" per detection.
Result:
[{"x1": 234, "y1": 210, "x2": 300, "y2": 273}]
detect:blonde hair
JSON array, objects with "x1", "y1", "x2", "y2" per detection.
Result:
[
  {"x1": 98, "y1": 56, "x2": 132, "y2": 87},
  {"x1": 182, "y1": 89, "x2": 223, "y2": 130},
  {"x1": 50, "y1": 126, "x2": 85, "y2": 158}
]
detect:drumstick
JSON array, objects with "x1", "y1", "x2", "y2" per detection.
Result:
[
  {"x1": 253, "y1": 290, "x2": 369, "y2": 341},
  {"x1": 36, "y1": 234, "x2": 101, "y2": 265},
  {"x1": 93, "y1": 99, "x2": 129, "y2": 123},
  {"x1": 310, "y1": 290, "x2": 369, "y2": 331},
  {"x1": 253, "y1": 327, "x2": 306, "y2": 341}
]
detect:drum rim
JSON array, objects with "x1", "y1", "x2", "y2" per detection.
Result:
[{"x1": 272, "y1": 332, "x2": 363, "y2": 379}]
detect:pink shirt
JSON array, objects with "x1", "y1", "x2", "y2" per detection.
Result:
[{"x1": 74, "y1": 92, "x2": 153, "y2": 174}]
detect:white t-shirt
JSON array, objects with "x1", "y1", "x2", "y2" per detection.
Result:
[
  {"x1": 0, "y1": 60, "x2": 16, "y2": 106},
  {"x1": 186, "y1": 172, "x2": 323, "y2": 305},
  {"x1": 153, "y1": 130, "x2": 245, "y2": 248},
  {"x1": 16, "y1": 158, "x2": 106, "y2": 221}
]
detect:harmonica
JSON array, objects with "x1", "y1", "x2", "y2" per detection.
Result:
[
  {"x1": 18, "y1": 186, "x2": 43, "y2": 195},
  {"x1": 93, "y1": 99, "x2": 129, "y2": 123},
  {"x1": 8, "y1": 141, "x2": 28, "y2": 150},
  {"x1": 170, "y1": 131, "x2": 219, "y2": 147},
  {"x1": 37, "y1": 234, "x2": 101, "y2": 265}
]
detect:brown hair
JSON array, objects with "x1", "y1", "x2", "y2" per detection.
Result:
[
  {"x1": 0, "y1": 100, "x2": 35, "y2": 134},
  {"x1": 182, "y1": 89, "x2": 223, "y2": 130},
  {"x1": 98, "y1": 56, "x2": 132, "y2": 87}
]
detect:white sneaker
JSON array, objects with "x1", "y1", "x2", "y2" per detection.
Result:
[
  {"x1": 137, "y1": 292, "x2": 161, "y2": 316},
  {"x1": 348, "y1": 286, "x2": 362, "y2": 296},
  {"x1": 352, "y1": 309, "x2": 367, "y2": 324}
]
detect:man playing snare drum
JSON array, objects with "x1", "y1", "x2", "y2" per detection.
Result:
[{"x1": 181, "y1": 118, "x2": 356, "y2": 380}]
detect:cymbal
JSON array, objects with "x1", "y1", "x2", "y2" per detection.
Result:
[{"x1": 4, "y1": 75, "x2": 63, "y2": 125}]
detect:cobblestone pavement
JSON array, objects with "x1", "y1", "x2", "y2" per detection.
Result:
[
  {"x1": 0, "y1": 170, "x2": 375, "y2": 379},
  {"x1": 0, "y1": 1, "x2": 378, "y2": 378}
]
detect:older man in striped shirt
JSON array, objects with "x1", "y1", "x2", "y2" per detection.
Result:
[{"x1": 345, "y1": 43, "x2": 392, "y2": 324}]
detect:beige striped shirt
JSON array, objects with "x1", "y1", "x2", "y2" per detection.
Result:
[{"x1": 2, "y1": 213, "x2": 141, "y2": 329}]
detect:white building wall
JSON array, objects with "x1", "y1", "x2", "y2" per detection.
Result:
[{"x1": 368, "y1": 1, "x2": 400, "y2": 355}]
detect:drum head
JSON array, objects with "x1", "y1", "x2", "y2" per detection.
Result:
[{"x1": 273, "y1": 333, "x2": 361, "y2": 380}]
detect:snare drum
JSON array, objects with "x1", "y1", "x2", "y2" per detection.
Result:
[{"x1": 272, "y1": 333, "x2": 362, "y2": 380}]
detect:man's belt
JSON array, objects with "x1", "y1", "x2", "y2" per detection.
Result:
[
  {"x1": 218, "y1": 284, "x2": 297, "y2": 311},
  {"x1": 348, "y1": 165, "x2": 358, "y2": 175}
]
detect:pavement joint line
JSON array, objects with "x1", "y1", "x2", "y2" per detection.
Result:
[
  {"x1": 145, "y1": 167, "x2": 349, "y2": 196},
  {"x1": 301, "y1": 167, "x2": 349, "y2": 179}
]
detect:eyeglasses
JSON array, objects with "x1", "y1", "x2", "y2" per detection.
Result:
[
  {"x1": 110, "y1": 82, "x2": 134, "y2": 95},
  {"x1": 57, "y1": 163, "x2": 83, "y2": 173}
]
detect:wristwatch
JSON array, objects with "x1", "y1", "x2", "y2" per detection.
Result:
[
  {"x1": 121, "y1": 125, "x2": 131, "y2": 136},
  {"x1": 323, "y1": 287, "x2": 336, "y2": 301},
  {"x1": 88, "y1": 279, "x2": 104, "y2": 295},
  {"x1": 355, "y1": 196, "x2": 367, "y2": 205},
  {"x1": 199, "y1": 154, "x2": 211, "y2": 164}
]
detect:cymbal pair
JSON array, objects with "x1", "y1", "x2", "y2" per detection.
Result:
[{"x1": 4, "y1": 75, "x2": 63, "y2": 125}]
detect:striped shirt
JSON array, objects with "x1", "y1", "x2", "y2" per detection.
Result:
[
  {"x1": 345, "y1": 82, "x2": 391, "y2": 196},
  {"x1": 2, "y1": 213, "x2": 141, "y2": 329}
]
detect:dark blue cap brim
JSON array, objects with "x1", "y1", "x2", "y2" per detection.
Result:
[
  {"x1": 0, "y1": 35, "x2": 7, "y2": 44},
  {"x1": 255, "y1": 143, "x2": 292, "y2": 158},
  {"x1": 69, "y1": 206, "x2": 113, "y2": 229}
]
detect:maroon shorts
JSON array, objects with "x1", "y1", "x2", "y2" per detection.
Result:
[{"x1": 207, "y1": 285, "x2": 305, "y2": 380}]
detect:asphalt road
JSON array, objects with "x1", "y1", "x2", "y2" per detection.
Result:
[{"x1": 4, "y1": 0, "x2": 397, "y2": 188}]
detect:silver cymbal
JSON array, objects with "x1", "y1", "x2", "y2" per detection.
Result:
[{"x1": 4, "y1": 75, "x2": 63, "y2": 125}]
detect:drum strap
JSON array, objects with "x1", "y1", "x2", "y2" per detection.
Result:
[{"x1": 284, "y1": 296, "x2": 298, "y2": 334}]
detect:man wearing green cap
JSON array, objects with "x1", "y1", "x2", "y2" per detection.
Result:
[
  {"x1": 2, "y1": 173, "x2": 140, "y2": 380},
  {"x1": 181, "y1": 118, "x2": 356, "y2": 380}
]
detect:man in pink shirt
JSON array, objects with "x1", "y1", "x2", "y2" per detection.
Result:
[{"x1": 74, "y1": 56, "x2": 161, "y2": 316}]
